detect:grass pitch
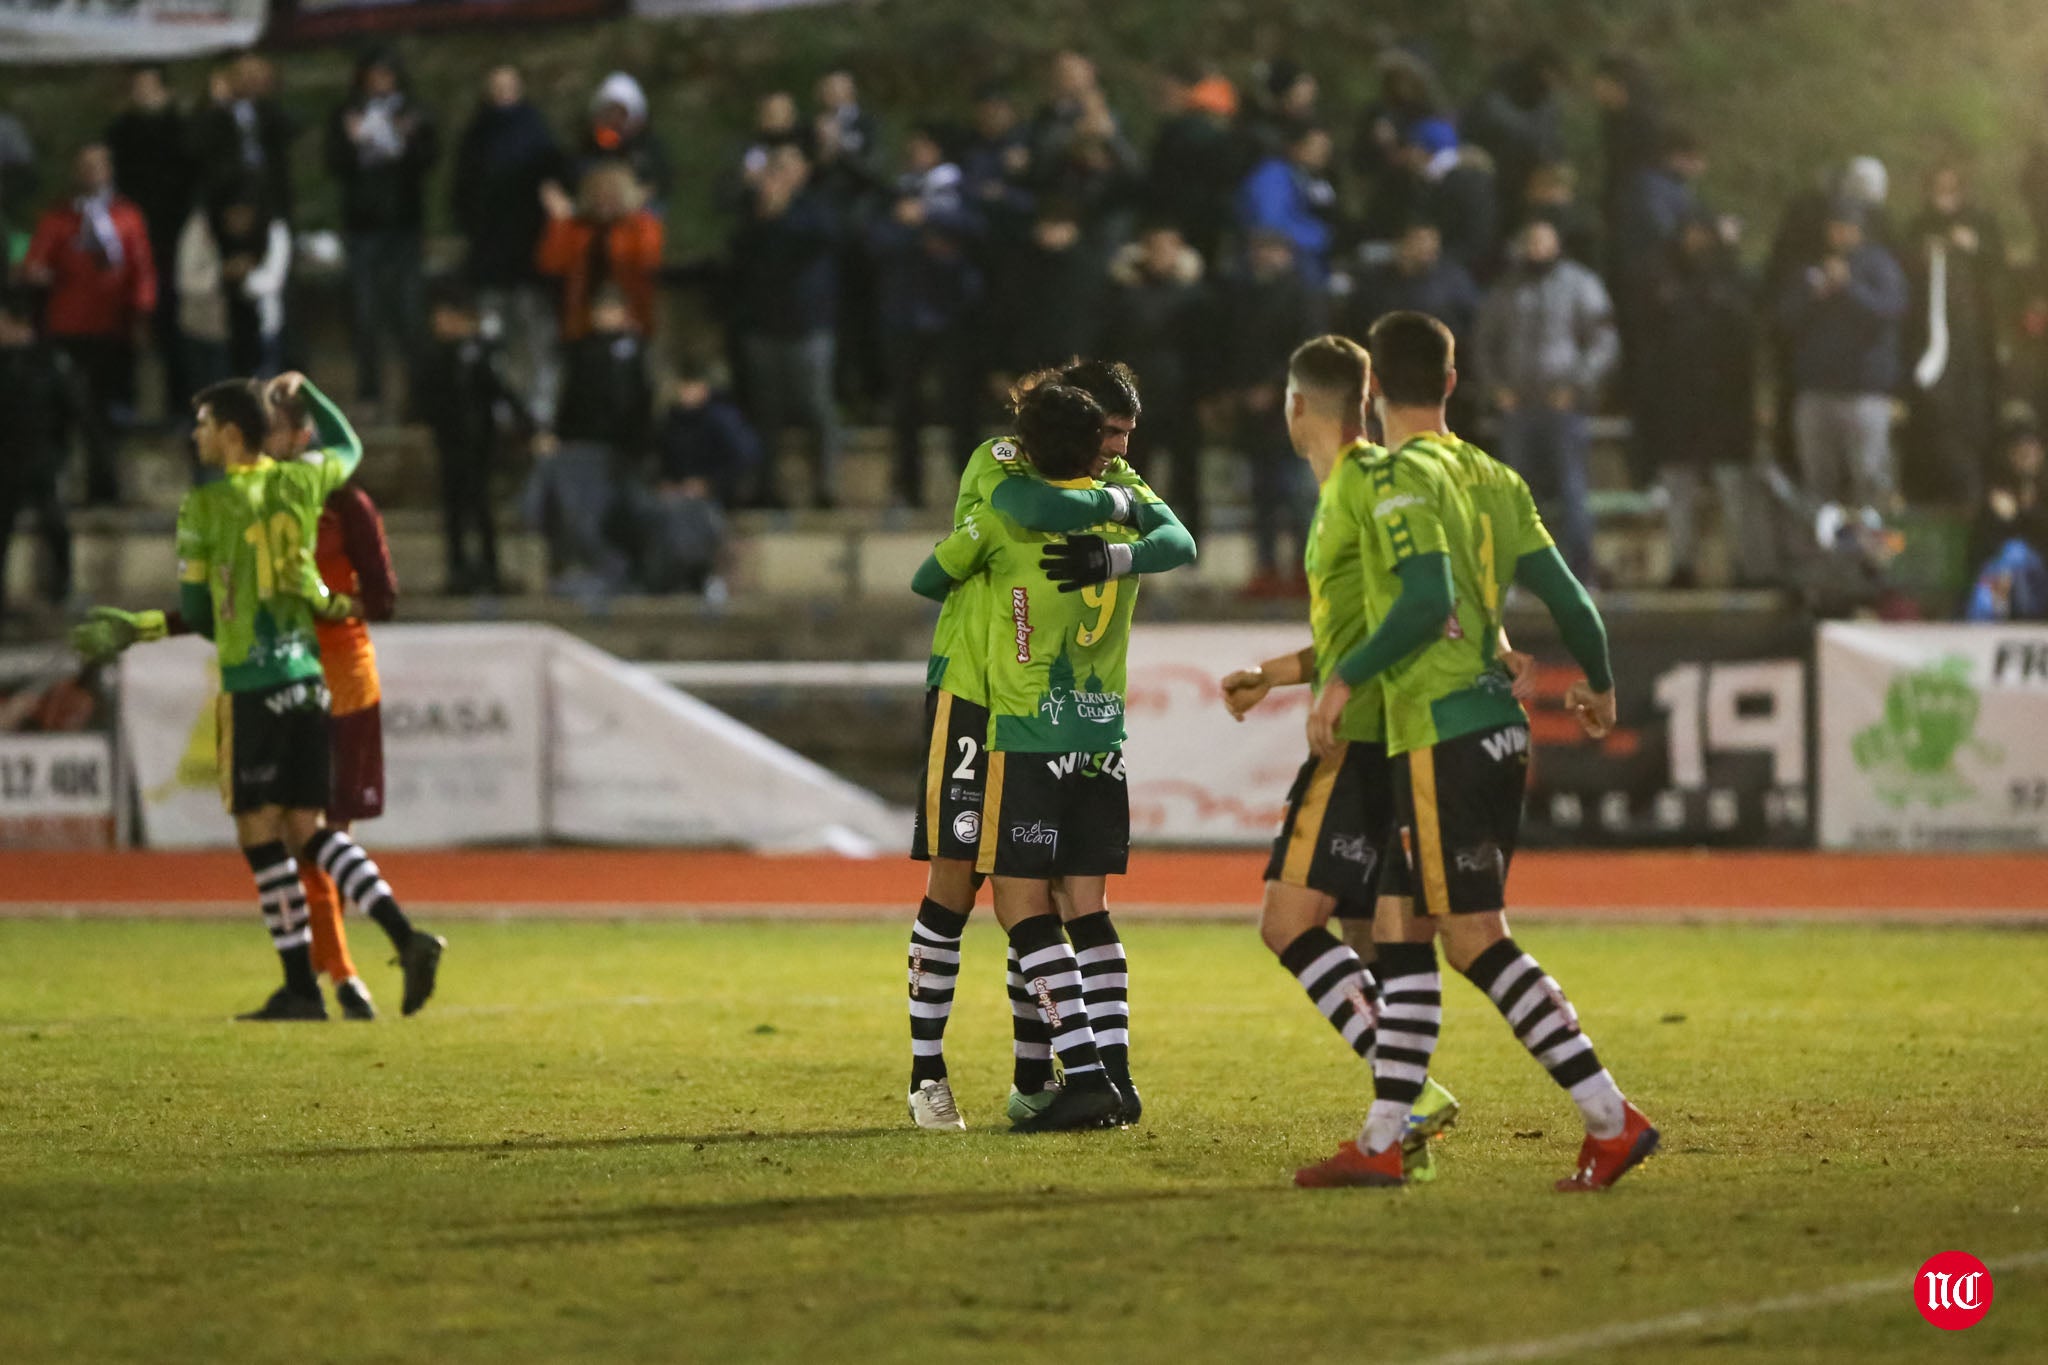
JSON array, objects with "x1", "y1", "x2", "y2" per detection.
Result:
[{"x1": 2, "y1": 917, "x2": 2043, "y2": 1364}]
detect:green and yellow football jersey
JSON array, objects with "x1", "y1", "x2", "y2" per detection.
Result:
[
  {"x1": 924, "y1": 435, "x2": 1158, "y2": 706},
  {"x1": 1360, "y1": 433, "x2": 1552, "y2": 755},
  {"x1": 175, "y1": 452, "x2": 354, "y2": 695},
  {"x1": 931, "y1": 496, "x2": 1141, "y2": 753},
  {"x1": 1306, "y1": 441, "x2": 1388, "y2": 744}
]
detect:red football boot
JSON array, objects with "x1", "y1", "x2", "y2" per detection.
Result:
[
  {"x1": 1294, "y1": 1139, "x2": 1406, "y2": 1188},
  {"x1": 1555, "y1": 1102, "x2": 1660, "y2": 1192}
]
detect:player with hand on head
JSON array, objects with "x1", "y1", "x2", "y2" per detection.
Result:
[
  {"x1": 904, "y1": 359, "x2": 1194, "y2": 1132},
  {"x1": 262, "y1": 380, "x2": 399, "y2": 1020},
  {"x1": 74, "y1": 376, "x2": 444, "y2": 1021},
  {"x1": 1291, "y1": 311, "x2": 1653, "y2": 1191}
]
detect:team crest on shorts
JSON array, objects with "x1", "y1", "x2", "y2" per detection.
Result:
[{"x1": 952, "y1": 810, "x2": 981, "y2": 844}]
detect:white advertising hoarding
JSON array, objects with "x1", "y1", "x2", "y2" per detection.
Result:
[
  {"x1": 1123, "y1": 624, "x2": 1319, "y2": 846},
  {"x1": 122, "y1": 628, "x2": 545, "y2": 849},
  {"x1": 118, "y1": 624, "x2": 906, "y2": 853},
  {"x1": 1817, "y1": 622, "x2": 2048, "y2": 850}
]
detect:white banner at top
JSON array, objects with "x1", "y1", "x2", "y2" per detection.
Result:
[
  {"x1": 0, "y1": 0, "x2": 266, "y2": 64},
  {"x1": 631, "y1": 0, "x2": 843, "y2": 16},
  {"x1": 1817, "y1": 622, "x2": 2048, "y2": 850}
]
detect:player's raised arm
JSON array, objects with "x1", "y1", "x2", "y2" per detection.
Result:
[
  {"x1": 1513, "y1": 544, "x2": 1615, "y2": 735},
  {"x1": 282, "y1": 374, "x2": 363, "y2": 482}
]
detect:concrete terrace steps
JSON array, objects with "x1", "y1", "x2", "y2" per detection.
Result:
[{"x1": 20, "y1": 415, "x2": 1724, "y2": 610}]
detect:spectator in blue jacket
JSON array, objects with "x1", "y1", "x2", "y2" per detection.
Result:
[
  {"x1": 1776, "y1": 197, "x2": 1909, "y2": 513},
  {"x1": 1235, "y1": 124, "x2": 1338, "y2": 282}
]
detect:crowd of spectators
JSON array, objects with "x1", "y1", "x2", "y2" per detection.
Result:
[{"x1": 5, "y1": 40, "x2": 2048, "y2": 623}]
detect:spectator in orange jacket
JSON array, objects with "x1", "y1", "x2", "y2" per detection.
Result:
[
  {"x1": 536, "y1": 160, "x2": 664, "y2": 346},
  {"x1": 20, "y1": 144, "x2": 157, "y2": 506}
]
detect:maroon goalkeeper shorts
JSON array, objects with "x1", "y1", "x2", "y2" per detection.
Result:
[{"x1": 328, "y1": 703, "x2": 386, "y2": 823}]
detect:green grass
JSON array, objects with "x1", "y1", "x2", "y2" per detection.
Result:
[{"x1": 3, "y1": 917, "x2": 2044, "y2": 1364}]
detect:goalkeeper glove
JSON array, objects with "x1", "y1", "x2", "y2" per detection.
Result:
[
  {"x1": 1038, "y1": 534, "x2": 1135, "y2": 593},
  {"x1": 71, "y1": 606, "x2": 167, "y2": 663},
  {"x1": 282, "y1": 547, "x2": 357, "y2": 622}
]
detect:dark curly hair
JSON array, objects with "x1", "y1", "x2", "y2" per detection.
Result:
[
  {"x1": 1016, "y1": 383, "x2": 1107, "y2": 481},
  {"x1": 1008, "y1": 357, "x2": 1142, "y2": 422}
]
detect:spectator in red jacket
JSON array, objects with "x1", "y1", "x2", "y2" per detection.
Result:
[
  {"x1": 20, "y1": 143, "x2": 157, "y2": 506},
  {"x1": 536, "y1": 160, "x2": 664, "y2": 348}
]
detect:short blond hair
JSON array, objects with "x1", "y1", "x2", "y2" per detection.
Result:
[{"x1": 1287, "y1": 335, "x2": 1369, "y2": 415}]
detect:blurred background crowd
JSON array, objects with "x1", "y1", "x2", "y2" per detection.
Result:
[{"x1": 4, "y1": 32, "x2": 2048, "y2": 628}]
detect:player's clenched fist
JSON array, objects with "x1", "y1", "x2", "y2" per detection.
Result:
[
  {"x1": 1219, "y1": 667, "x2": 1270, "y2": 721},
  {"x1": 1564, "y1": 680, "x2": 1616, "y2": 739}
]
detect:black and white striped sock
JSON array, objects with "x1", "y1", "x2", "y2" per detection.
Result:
[
  {"x1": 244, "y1": 841, "x2": 317, "y2": 996},
  {"x1": 1008, "y1": 915, "x2": 1104, "y2": 1081},
  {"x1": 1463, "y1": 938, "x2": 1626, "y2": 1139},
  {"x1": 1006, "y1": 948, "x2": 1056, "y2": 1093},
  {"x1": 1363, "y1": 941, "x2": 1442, "y2": 1155},
  {"x1": 907, "y1": 899, "x2": 966, "y2": 1085},
  {"x1": 1065, "y1": 911, "x2": 1130, "y2": 1078},
  {"x1": 1277, "y1": 926, "x2": 1376, "y2": 1063},
  {"x1": 302, "y1": 828, "x2": 413, "y2": 951}
]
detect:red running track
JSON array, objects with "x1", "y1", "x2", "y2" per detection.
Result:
[{"x1": 0, "y1": 849, "x2": 2042, "y2": 921}]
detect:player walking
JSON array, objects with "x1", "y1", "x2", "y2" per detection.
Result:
[
  {"x1": 75, "y1": 377, "x2": 444, "y2": 1020},
  {"x1": 1218, "y1": 337, "x2": 1467, "y2": 1177},
  {"x1": 1294, "y1": 312, "x2": 1657, "y2": 1191},
  {"x1": 905, "y1": 360, "x2": 1194, "y2": 1132}
]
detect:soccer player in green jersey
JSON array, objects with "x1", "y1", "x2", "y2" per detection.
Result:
[
  {"x1": 905, "y1": 360, "x2": 1194, "y2": 1132},
  {"x1": 909, "y1": 382, "x2": 1145, "y2": 1132},
  {"x1": 1294, "y1": 311, "x2": 1657, "y2": 1191},
  {"x1": 1219, "y1": 337, "x2": 1482, "y2": 1180},
  {"x1": 75, "y1": 377, "x2": 444, "y2": 1021}
]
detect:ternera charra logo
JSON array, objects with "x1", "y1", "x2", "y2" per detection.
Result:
[{"x1": 1850, "y1": 655, "x2": 2003, "y2": 808}]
